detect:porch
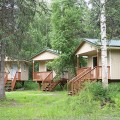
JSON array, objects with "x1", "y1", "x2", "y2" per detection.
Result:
[{"x1": 33, "y1": 71, "x2": 53, "y2": 82}]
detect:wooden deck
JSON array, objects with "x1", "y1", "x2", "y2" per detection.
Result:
[
  {"x1": 33, "y1": 71, "x2": 68, "y2": 91},
  {"x1": 33, "y1": 71, "x2": 53, "y2": 82},
  {"x1": 68, "y1": 66, "x2": 110, "y2": 95}
]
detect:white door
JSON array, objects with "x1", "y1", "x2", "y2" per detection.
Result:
[{"x1": 10, "y1": 64, "x2": 18, "y2": 80}]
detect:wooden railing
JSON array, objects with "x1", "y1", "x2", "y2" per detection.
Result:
[
  {"x1": 43, "y1": 71, "x2": 53, "y2": 82},
  {"x1": 68, "y1": 67, "x2": 91, "y2": 85},
  {"x1": 76, "y1": 67, "x2": 89, "y2": 75},
  {"x1": 33, "y1": 71, "x2": 51, "y2": 81},
  {"x1": 68, "y1": 66, "x2": 110, "y2": 95},
  {"x1": 16, "y1": 72, "x2": 21, "y2": 80},
  {"x1": 41, "y1": 71, "x2": 54, "y2": 90},
  {"x1": 4, "y1": 73, "x2": 8, "y2": 85},
  {"x1": 11, "y1": 72, "x2": 17, "y2": 90}
]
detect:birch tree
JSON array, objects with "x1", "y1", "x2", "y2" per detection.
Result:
[{"x1": 100, "y1": 0, "x2": 108, "y2": 87}]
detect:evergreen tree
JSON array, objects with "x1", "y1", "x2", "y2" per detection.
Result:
[
  {"x1": 0, "y1": 0, "x2": 47, "y2": 99},
  {"x1": 50, "y1": 0, "x2": 87, "y2": 74}
]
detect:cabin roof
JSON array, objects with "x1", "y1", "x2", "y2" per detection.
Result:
[
  {"x1": 75, "y1": 38, "x2": 120, "y2": 55},
  {"x1": 84, "y1": 38, "x2": 120, "y2": 47},
  {"x1": 32, "y1": 49, "x2": 59, "y2": 59}
]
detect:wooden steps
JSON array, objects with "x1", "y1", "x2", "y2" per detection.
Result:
[
  {"x1": 4, "y1": 72, "x2": 18, "y2": 92},
  {"x1": 5, "y1": 80, "x2": 12, "y2": 91},
  {"x1": 68, "y1": 66, "x2": 110, "y2": 96},
  {"x1": 42, "y1": 78, "x2": 67, "y2": 92},
  {"x1": 42, "y1": 81, "x2": 60, "y2": 92}
]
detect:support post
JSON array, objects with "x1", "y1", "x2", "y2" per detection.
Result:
[
  {"x1": 76, "y1": 55, "x2": 80, "y2": 75},
  {"x1": 33, "y1": 61, "x2": 34, "y2": 80},
  {"x1": 97, "y1": 49, "x2": 99, "y2": 78},
  {"x1": 77, "y1": 55, "x2": 79, "y2": 68}
]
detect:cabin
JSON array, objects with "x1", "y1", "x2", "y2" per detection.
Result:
[
  {"x1": 4, "y1": 57, "x2": 29, "y2": 91},
  {"x1": 32, "y1": 49, "x2": 68, "y2": 91},
  {"x1": 68, "y1": 38, "x2": 120, "y2": 95}
]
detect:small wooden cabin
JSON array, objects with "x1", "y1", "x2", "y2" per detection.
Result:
[
  {"x1": 68, "y1": 39, "x2": 120, "y2": 95},
  {"x1": 32, "y1": 49, "x2": 68, "y2": 91},
  {"x1": 4, "y1": 57, "x2": 29, "y2": 91}
]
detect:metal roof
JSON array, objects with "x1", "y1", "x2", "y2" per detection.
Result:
[{"x1": 84, "y1": 38, "x2": 120, "y2": 47}]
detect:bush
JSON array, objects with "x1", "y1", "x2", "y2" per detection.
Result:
[
  {"x1": 24, "y1": 81, "x2": 38, "y2": 90},
  {"x1": 83, "y1": 82, "x2": 120, "y2": 107}
]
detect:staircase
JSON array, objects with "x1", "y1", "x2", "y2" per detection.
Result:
[
  {"x1": 42, "y1": 81, "x2": 60, "y2": 91},
  {"x1": 5, "y1": 80, "x2": 12, "y2": 91},
  {"x1": 68, "y1": 66, "x2": 110, "y2": 96},
  {"x1": 42, "y1": 78, "x2": 68, "y2": 92},
  {"x1": 68, "y1": 67, "x2": 91, "y2": 95},
  {"x1": 4, "y1": 72, "x2": 17, "y2": 91}
]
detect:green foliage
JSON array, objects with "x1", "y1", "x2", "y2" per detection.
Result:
[
  {"x1": 50, "y1": 0, "x2": 87, "y2": 74},
  {"x1": 0, "y1": 82, "x2": 120, "y2": 119},
  {"x1": 24, "y1": 81, "x2": 38, "y2": 90},
  {"x1": 88, "y1": 0, "x2": 120, "y2": 39},
  {"x1": 0, "y1": 0, "x2": 51, "y2": 60}
]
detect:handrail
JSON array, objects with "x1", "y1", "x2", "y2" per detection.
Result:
[
  {"x1": 11, "y1": 72, "x2": 17, "y2": 90},
  {"x1": 4, "y1": 73, "x2": 8, "y2": 85},
  {"x1": 42, "y1": 71, "x2": 53, "y2": 90},
  {"x1": 43, "y1": 71, "x2": 53, "y2": 82},
  {"x1": 68, "y1": 67, "x2": 91, "y2": 84},
  {"x1": 69, "y1": 66, "x2": 110, "y2": 95},
  {"x1": 74, "y1": 66, "x2": 97, "y2": 83}
]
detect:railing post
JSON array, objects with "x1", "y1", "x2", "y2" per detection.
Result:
[{"x1": 33, "y1": 61, "x2": 34, "y2": 80}]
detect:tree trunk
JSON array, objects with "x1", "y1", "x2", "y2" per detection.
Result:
[
  {"x1": 0, "y1": 42, "x2": 5, "y2": 99},
  {"x1": 100, "y1": 0, "x2": 108, "y2": 87},
  {"x1": 0, "y1": 0, "x2": 6, "y2": 99}
]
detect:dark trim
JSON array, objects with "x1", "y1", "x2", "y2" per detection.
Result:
[{"x1": 97, "y1": 79, "x2": 120, "y2": 83}]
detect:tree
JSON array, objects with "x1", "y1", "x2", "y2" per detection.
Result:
[
  {"x1": 50, "y1": 0, "x2": 87, "y2": 74},
  {"x1": 27, "y1": 4, "x2": 51, "y2": 58},
  {"x1": 100, "y1": 0, "x2": 108, "y2": 87},
  {"x1": 88, "y1": 0, "x2": 120, "y2": 39},
  {"x1": 0, "y1": 0, "x2": 47, "y2": 99}
]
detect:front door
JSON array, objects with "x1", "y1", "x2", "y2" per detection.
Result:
[
  {"x1": 10, "y1": 64, "x2": 18, "y2": 80},
  {"x1": 93, "y1": 57, "x2": 97, "y2": 68}
]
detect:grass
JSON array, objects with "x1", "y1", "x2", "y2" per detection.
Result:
[{"x1": 0, "y1": 82, "x2": 120, "y2": 120}]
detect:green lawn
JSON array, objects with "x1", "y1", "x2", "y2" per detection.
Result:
[{"x1": 0, "y1": 82, "x2": 120, "y2": 120}]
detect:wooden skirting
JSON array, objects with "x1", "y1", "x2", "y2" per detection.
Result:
[{"x1": 96, "y1": 79, "x2": 120, "y2": 83}]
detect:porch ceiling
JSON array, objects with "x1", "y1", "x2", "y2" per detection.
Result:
[{"x1": 77, "y1": 50, "x2": 97, "y2": 56}]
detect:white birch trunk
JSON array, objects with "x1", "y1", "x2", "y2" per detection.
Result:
[{"x1": 100, "y1": 0, "x2": 108, "y2": 87}]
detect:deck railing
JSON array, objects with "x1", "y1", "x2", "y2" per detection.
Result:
[
  {"x1": 16, "y1": 72, "x2": 21, "y2": 80},
  {"x1": 33, "y1": 71, "x2": 53, "y2": 81},
  {"x1": 76, "y1": 67, "x2": 89, "y2": 75},
  {"x1": 68, "y1": 66, "x2": 110, "y2": 95}
]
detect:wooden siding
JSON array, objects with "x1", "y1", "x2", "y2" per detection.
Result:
[
  {"x1": 76, "y1": 42, "x2": 96, "y2": 55},
  {"x1": 20, "y1": 63, "x2": 29, "y2": 81},
  {"x1": 110, "y1": 49, "x2": 120, "y2": 79},
  {"x1": 33, "y1": 51, "x2": 59, "y2": 61}
]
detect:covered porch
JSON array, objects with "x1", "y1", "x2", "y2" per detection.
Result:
[{"x1": 75, "y1": 41, "x2": 110, "y2": 79}]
